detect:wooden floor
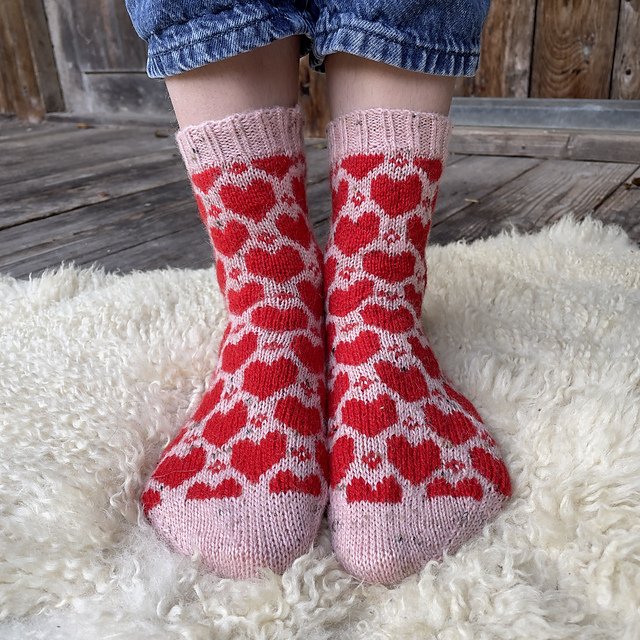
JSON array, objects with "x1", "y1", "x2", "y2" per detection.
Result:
[{"x1": 1, "y1": 116, "x2": 639, "y2": 279}]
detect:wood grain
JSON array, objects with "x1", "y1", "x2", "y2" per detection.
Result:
[
  {"x1": 431, "y1": 159, "x2": 637, "y2": 245},
  {"x1": 299, "y1": 56, "x2": 330, "y2": 139},
  {"x1": 472, "y1": 0, "x2": 536, "y2": 97},
  {"x1": 592, "y1": 167, "x2": 640, "y2": 237},
  {"x1": 531, "y1": 0, "x2": 620, "y2": 99},
  {"x1": 611, "y1": 0, "x2": 640, "y2": 99}
]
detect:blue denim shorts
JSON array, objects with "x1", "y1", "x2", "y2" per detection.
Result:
[{"x1": 126, "y1": 0, "x2": 491, "y2": 80}]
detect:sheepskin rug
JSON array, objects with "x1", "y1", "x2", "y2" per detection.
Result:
[{"x1": 1, "y1": 216, "x2": 639, "y2": 640}]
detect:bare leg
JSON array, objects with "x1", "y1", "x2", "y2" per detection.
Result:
[
  {"x1": 165, "y1": 36, "x2": 301, "y2": 128},
  {"x1": 325, "y1": 52, "x2": 455, "y2": 118}
]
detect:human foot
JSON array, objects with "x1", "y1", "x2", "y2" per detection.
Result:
[
  {"x1": 141, "y1": 106, "x2": 328, "y2": 578},
  {"x1": 324, "y1": 109, "x2": 511, "y2": 584}
]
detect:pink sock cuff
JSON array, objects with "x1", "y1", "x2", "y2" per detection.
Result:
[
  {"x1": 176, "y1": 104, "x2": 305, "y2": 173},
  {"x1": 326, "y1": 108, "x2": 452, "y2": 161}
]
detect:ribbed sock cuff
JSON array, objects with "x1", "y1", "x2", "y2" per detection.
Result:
[
  {"x1": 326, "y1": 108, "x2": 451, "y2": 161},
  {"x1": 176, "y1": 104, "x2": 305, "y2": 174}
]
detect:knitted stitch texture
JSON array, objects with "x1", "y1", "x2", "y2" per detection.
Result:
[
  {"x1": 141, "y1": 105, "x2": 327, "y2": 578},
  {"x1": 324, "y1": 108, "x2": 512, "y2": 584}
]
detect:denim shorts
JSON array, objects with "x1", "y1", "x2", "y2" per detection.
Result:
[{"x1": 126, "y1": 0, "x2": 491, "y2": 80}]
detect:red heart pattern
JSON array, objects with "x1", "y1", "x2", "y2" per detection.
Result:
[
  {"x1": 142, "y1": 145, "x2": 327, "y2": 549},
  {"x1": 324, "y1": 138, "x2": 511, "y2": 553},
  {"x1": 202, "y1": 401, "x2": 248, "y2": 447},
  {"x1": 269, "y1": 470, "x2": 322, "y2": 496},
  {"x1": 231, "y1": 431, "x2": 287, "y2": 483}
]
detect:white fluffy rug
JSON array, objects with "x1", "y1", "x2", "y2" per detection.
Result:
[{"x1": 1, "y1": 216, "x2": 639, "y2": 639}]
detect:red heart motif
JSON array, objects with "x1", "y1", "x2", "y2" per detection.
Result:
[
  {"x1": 426, "y1": 477, "x2": 483, "y2": 501},
  {"x1": 341, "y1": 393, "x2": 397, "y2": 437},
  {"x1": 340, "y1": 153, "x2": 385, "y2": 180},
  {"x1": 375, "y1": 361, "x2": 429, "y2": 402},
  {"x1": 216, "y1": 261, "x2": 226, "y2": 292},
  {"x1": 141, "y1": 488, "x2": 161, "y2": 513},
  {"x1": 334, "y1": 330, "x2": 380, "y2": 366},
  {"x1": 333, "y1": 212, "x2": 380, "y2": 256},
  {"x1": 186, "y1": 478, "x2": 243, "y2": 500},
  {"x1": 251, "y1": 305, "x2": 308, "y2": 331},
  {"x1": 406, "y1": 215, "x2": 431, "y2": 255},
  {"x1": 331, "y1": 179, "x2": 349, "y2": 217},
  {"x1": 152, "y1": 447, "x2": 206, "y2": 488},
  {"x1": 276, "y1": 213, "x2": 312, "y2": 249},
  {"x1": 292, "y1": 175, "x2": 307, "y2": 212},
  {"x1": 210, "y1": 220, "x2": 249, "y2": 257},
  {"x1": 424, "y1": 403, "x2": 477, "y2": 445},
  {"x1": 275, "y1": 396, "x2": 322, "y2": 435},
  {"x1": 227, "y1": 282, "x2": 264, "y2": 315},
  {"x1": 328, "y1": 372, "x2": 350, "y2": 418},
  {"x1": 330, "y1": 435, "x2": 355, "y2": 487},
  {"x1": 346, "y1": 476, "x2": 403, "y2": 504},
  {"x1": 316, "y1": 441, "x2": 330, "y2": 481},
  {"x1": 408, "y1": 336, "x2": 441, "y2": 378},
  {"x1": 413, "y1": 157, "x2": 443, "y2": 182},
  {"x1": 324, "y1": 256, "x2": 337, "y2": 292},
  {"x1": 297, "y1": 279, "x2": 323, "y2": 319},
  {"x1": 444, "y1": 383, "x2": 484, "y2": 423},
  {"x1": 269, "y1": 470, "x2": 322, "y2": 496},
  {"x1": 193, "y1": 380, "x2": 224, "y2": 423},
  {"x1": 291, "y1": 334, "x2": 324, "y2": 374},
  {"x1": 328, "y1": 279, "x2": 374, "y2": 317},
  {"x1": 403, "y1": 284, "x2": 423, "y2": 315},
  {"x1": 470, "y1": 448, "x2": 511, "y2": 496},
  {"x1": 370, "y1": 173, "x2": 422, "y2": 217},
  {"x1": 191, "y1": 167, "x2": 222, "y2": 193},
  {"x1": 387, "y1": 434, "x2": 441, "y2": 485},
  {"x1": 219, "y1": 178, "x2": 276, "y2": 222},
  {"x1": 360, "y1": 304, "x2": 414, "y2": 333},
  {"x1": 231, "y1": 431, "x2": 287, "y2": 483},
  {"x1": 252, "y1": 154, "x2": 296, "y2": 179},
  {"x1": 221, "y1": 332, "x2": 258, "y2": 373},
  {"x1": 362, "y1": 250, "x2": 415, "y2": 283},
  {"x1": 242, "y1": 357, "x2": 299, "y2": 399},
  {"x1": 202, "y1": 401, "x2": 248, "y2": 447},
  {"x1": 245, "y1": 246, "x2": 304, "y2": 283}
]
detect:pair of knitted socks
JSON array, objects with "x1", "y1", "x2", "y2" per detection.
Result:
[{"x1": 141, "y1": 104, "x2": 511, "y2": 584}]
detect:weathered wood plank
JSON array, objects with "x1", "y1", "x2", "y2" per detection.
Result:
[
  {"x1": 449, "y1": 127, "x2": 571, "y2": 159},
  {"x1": 0, "y1": 182, "x2": 197, "y2": 277},
  {"x1": 430, "y1": 159, "x2": 637, "y2": 244},
  {"x1": 450, "y1": 126, "x2": 640, "y2": 163},
  {"x1": 299, "y1": 57, "x2": 330, "y2": 139},
  {"x1": 591, "y1": 167, "x2": 640, "y2": 242},
  {"x1": 472, "y1": 0, "x2": 536, "y2": 97},
  {"x1": 87, "y1": 226, "x2": 212, "y2": 275},
  {"x1": 611, "y1": 0, "x2": 640, "y2": 99},
  {"x1": 0, "y1": 127, "x2": 175, "y2": 185},
  {"x1": 531, "y1": 0, "x2": 620, "y2": 99},
  {"x1": 0, "y1": 150, "x2": 184, "y2": 227},
  {"x1": 436, "y1": 155, "x2": 540, "y2": 220}
]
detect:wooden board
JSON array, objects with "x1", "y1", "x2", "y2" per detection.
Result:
[
  {"x1": 592, "y1": 168, "x2": 640, "y2": 236},
  {"x1": 436, "y1": 155, "x2": 540, "y2": 220},
  {"x1": 531, "y1": 0, "x2": 620, "y2": 99},
  {"x1": 430, "y1": 159, "x2": 637, "y2": 245},
  {"x1": 449, "y1": 126, "x2": 640, "y2": 164},
  {"x1": 0, "y1": 182, "x2": 198, "y2": 277},
  {"x1": 472, "y1": 0, "x2": 536, "y2": 97},
  {"x1": 1, "y1": 151, "x2": 184, "y2": 224},
  {"x1": 0, "y1": 127, "x2": 175, "y2": 190},
  {"x1": 0, "y1": 0, "x2": 64, "y2": 120},
  {"x1": 611, "y1": 0, "x2": 640, "y2": 99}
]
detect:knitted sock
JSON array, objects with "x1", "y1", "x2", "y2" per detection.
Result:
[
  {"x1": 141, "y1": 105, "x2": 328, "y2": 578},
  {"x1": 324, "y1": 109, "x2": 511, "y2": 584}
]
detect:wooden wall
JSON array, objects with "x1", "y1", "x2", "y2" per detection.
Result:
[
  {"x1": 0, "y1": 0, "x2": 63, "y2": 121},
  {"x1": 457, "y1": 0, "x2": 640, "y2": 100},
  {"x1": 1, "y1": 0, "x2": 639, "y2": 122}
]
